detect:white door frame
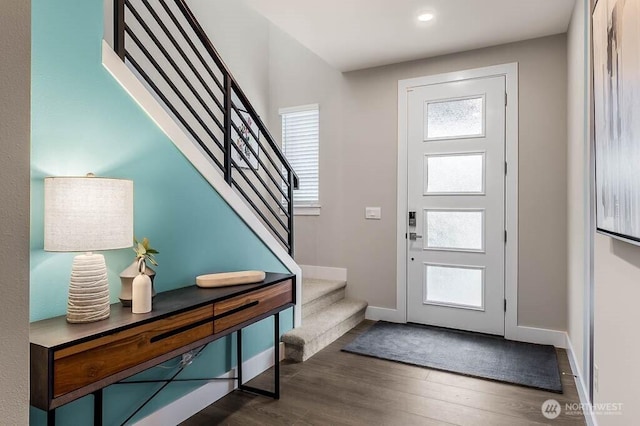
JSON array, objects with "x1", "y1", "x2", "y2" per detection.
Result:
[{"x1": 395, "y1": 63, "x2": 520, "y2": 341}]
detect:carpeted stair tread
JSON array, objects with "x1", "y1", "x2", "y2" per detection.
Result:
[
  {"x1": 282, "y1": 298, "x2": 367, "y2": 346},
  {"x1": 302, "y1": 278, "x2": 347, "y2": 319},
  {"x1": 302, "y1": 278, "x2": 347, "y2": 305}
]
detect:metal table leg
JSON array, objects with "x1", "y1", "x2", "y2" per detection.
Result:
[
  {"x1": 94, "y1": 389, "x2": 103, "y2": 426},
  {"x1": 236, "y1": 312, "x2": 280, "y2": 399},
  {"x1": 47, "y1": 409, "x2": 56, "y2": 426}
]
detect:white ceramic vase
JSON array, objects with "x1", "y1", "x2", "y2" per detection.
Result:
[
  {"x1": 119, "y1": 259, "x2": 156, "y2": 306},
  {"x1": 132, "y1": 259, "x2": 153, "y2": 314}
]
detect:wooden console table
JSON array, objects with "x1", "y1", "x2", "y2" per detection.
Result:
[{"x1": 30, "y1": 272, "x2": 295, "y2": 425}]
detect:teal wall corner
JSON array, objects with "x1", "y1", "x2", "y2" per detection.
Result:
[{"x1": 30, "y1": 0, "x2": 293, "y2": 424}]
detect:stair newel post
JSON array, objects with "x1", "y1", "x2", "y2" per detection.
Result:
[
  {"x1": 223, "y1": 75, "x2": 233, "y2": 184},
  {"x1": 287, "y1": 169, "x2": 295, "y2": 255},
  {"x1": 114, "y1": 0, "x2": 125, "y2": 60}
]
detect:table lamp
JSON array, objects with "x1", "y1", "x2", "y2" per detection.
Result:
[{"x1": 44, "y1": 174, "x2": 134, "y2": 323}]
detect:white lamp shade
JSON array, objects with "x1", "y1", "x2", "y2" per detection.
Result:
[{"x1": 44, "y1": 176, "x2": 134, "y2": 252}]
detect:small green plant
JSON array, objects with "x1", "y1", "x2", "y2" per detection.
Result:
[{"x1": 133, "y1": 237, "x2": 159, "y2": 266}]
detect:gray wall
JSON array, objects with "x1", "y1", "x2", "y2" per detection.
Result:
[
  {"x1": 566, "y1": 0, "x2": 589, "y2": 382},
  {"x1": 268, "y1": 26, "x2": 347, "y2": 268},
  {"x1": 566, "y1": 3, "x2": 640, "y2": 422},
  {"x1": 188, "y1": 0, "x2": 270, "y2": 119},
  {"x1": 188, "y1": 0, "x2": 290, "y2": 247},
  {"x1": 594, "y1": 236, "x2": 640, "y2": 423},
  {"x1": 270, "y1": 31, "x2": 568, "y2": 331},
  {"x1": 0, "y1": 0, "x2": 31, "y2": 423}
]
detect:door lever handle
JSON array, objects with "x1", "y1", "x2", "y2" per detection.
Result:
[{"x1": 409, "y1": 233, "x2": 423, "y2": 241}]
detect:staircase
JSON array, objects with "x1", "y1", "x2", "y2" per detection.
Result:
[
  {"x1": 105, "y1": 0, "x2": 303, "y2": 324},
  {"x1": 110, "y1": 0, "x2": 298, "y2": 255},
  {"x1": 282, "y1": 273, "x2": 368, "y2": 362}
]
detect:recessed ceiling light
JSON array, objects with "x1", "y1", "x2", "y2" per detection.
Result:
[{"x1": 417, "y1": 13, "x2": 435, "y2": 22}]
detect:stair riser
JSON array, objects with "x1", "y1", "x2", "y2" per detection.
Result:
[
  {"x1": 285, "y1": 309, "x2": 366, "y2": 362},
  {"x1": 303, "y1": 288, "x2": 346, "y2": 319}
]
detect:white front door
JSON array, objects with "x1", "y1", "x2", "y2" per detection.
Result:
[{"x1": 406, "y1": 76, "x2": 506, "y2": 336}]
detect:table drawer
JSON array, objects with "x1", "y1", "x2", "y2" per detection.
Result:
[
  {"x1": 214, "y1": 280, "x2": 293, "y2": 332},
  {"x1": 53, "y1": 304, "x2": 214, "y2": 397}
]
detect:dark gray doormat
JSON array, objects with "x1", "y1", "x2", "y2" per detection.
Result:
[{"x1": 342, "y1": 321, "x2": 562, "y2": 393}]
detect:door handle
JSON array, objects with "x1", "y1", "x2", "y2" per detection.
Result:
[{"x1": 409, "y1": 233, "x2": 423, "y2": 241}]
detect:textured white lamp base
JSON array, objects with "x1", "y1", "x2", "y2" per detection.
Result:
[{"x1": 67, "y1": 253, "x2": 111, "y2": 323}]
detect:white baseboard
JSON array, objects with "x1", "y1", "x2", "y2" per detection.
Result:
[
  {"x1": 365, "y1": 306, "x2": 567, "y2": 348},
  {"x1": 566, "y1": 334, "x2": 597, "y2": 426},
  {"x1": 365, "y1": 306, "x2": 404, "y2": 323},
  {"x1": 300, "y1": 265, "x2": 347, "y2": 282},
  {"x1": 134, "y1": 346, "x2": 277, "y2": 425},
  {"x1": 506, "y1": 325, "x2": 567, "y2": 348}
]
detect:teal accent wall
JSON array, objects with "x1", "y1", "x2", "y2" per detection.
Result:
[{"x1": 30, "y1": 0, "x2": 293, "y2": 424}]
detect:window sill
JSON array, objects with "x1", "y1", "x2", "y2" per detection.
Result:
[
  {"x1": 294, "y1": 205, "x2": 321, "y2": 216},
  {"x1": 280, "y1": 205, "x2": 321, "y2": 216}
]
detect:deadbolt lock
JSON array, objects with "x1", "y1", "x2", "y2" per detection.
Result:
[{"x1": 409, "y1": 211, "x2": 416, "y2": 227}]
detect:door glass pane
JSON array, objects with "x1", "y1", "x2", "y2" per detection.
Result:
[
  {"x1": 425, "y1": 153, "x2": 484, "y2": 194},
  {"x1": 425, "y1": 96, "x2": 484, "y2": 139},
  {"x1": 425, "y1": 264, "x2": 484, "y2": 309},
  {"x1": 425, "y1": 210, "x2": 484, "y2": 251}
]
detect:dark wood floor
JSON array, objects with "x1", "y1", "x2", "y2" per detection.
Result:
[{"x1": 182, "y1": 321, "x2": 585, "y2": 425}]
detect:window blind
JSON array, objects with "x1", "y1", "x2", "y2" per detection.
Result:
[{"x1": 281, "y1": 105, "x2": 319, "y2": 206}]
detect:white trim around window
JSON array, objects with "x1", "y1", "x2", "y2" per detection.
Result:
[
  {"x1": 294, "y1": 206, "x2": 321, "y2": 216},
  {"x1": 280, "y1": 104, "x2": 320, "y2": 215}
]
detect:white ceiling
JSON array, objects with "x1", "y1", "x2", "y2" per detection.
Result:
[{"x1": 244, "y1": 0, "x2": 576, "y2": 72}]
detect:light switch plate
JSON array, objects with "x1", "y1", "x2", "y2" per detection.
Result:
[{"x1": 365, "y1": 207, "x2": 381, "y2": 220}]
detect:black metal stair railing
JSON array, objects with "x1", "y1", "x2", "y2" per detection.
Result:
[{"x1": 113, "y1": 0, "x2": 299, "y2": 254}]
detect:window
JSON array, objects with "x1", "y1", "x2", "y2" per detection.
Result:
[
  {"x1": 425, "y1": 95, "x2": 485, "y2": 140},
  {"x1": 280, "y1": 104, "x2": 320, "y2": 215},
  {"x1": 424, "y1": 152, "x2": 485, "y2": 194}
]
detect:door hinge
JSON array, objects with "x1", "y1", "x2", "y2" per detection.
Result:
[
  {"x1": 405, "y1": 233, "x2": 408, "y2": 240},
  {"x1": 505, "y1": 92, "x2": 508, "y2": 106},
  {"x1": 505, "y1": 161, "x2": 508, "y2": 175},
  {"x1": 504, "y1": 230, "x2": 508, "y2": 243},
  {"x1": 504, "y1": 299, "x2": 507, "y2": 312}
]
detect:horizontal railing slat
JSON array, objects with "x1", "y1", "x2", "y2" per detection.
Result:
[
  {"x1": 125, "y1": 24, "x2": 225, "y2": 153},
  {"x1": 125, "y1": 52, "x2": 224, "y2": 171},
  {"x1": 130, "y1": 0, "x2": 225, "y2": 133},
  {"x1": 158, "y1": 0, "x2": 225, "y2": 93}
]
